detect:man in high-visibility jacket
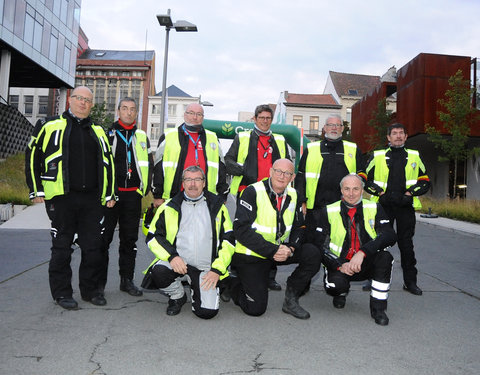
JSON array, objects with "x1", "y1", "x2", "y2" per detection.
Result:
[
  {"x1": 365, "y1": 123, "x2": 430, "y2": 296},
  {"x1": 144, "y1": 166, "x2": 235, "y2": 319},
  {"x1": 101, "y1": 97, "x2": 154, "y2": 297},
  {"x1": 225, "y1": 104, "x2": 290, "y2": 291},
  {"x1": 152, "y1": 103, "x2": 228, "y2": 207},
  {"x1": 25, "y1": 86, "x2": 116, "y2": 310},
  {"x1": 230, "y1": 159, "x2": 321, "y2": 319},
  {"x1": 308, "y1": 174, "x2": 396, "y2": 325},
  {"x1": 295, "y1": 114, "x2": 366, "y2": 224}
]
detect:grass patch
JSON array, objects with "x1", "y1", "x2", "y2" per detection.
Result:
[
  {"x1": 0, "y1": 153, "x2": 31, "y2": 205},
  {"x1": 419, "y1": 196, "x2": 480, "y2": 224}
]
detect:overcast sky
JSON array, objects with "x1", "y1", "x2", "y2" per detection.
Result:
[{"x1": 79, "y1": 0, "x2": 480, "y2": 121}]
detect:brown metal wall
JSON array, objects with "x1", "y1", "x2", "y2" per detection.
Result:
[{"x1": 351, "y1": 53, "x2": 479, "y2": 152}]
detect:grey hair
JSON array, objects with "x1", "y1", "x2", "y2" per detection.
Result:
[
  {"x1": 339, "y1": 173, "x2": 365, "y2": 189},
  {"x1": 325, "y1": 114, "x2": 342, "y2": 124},
  {"x1": 118, "y1": 97, "x2": 137, "y2": 110},
  {"x1": 182, "y1": 165, "x2": 205, "y2": 180}
]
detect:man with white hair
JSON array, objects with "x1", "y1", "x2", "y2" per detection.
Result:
[
  {"x1": 307, "y1": 174, "x2": 396, "y2": 325},
  {"x1": 295, "y1": 114, "x2": 365, "y2": 225}
]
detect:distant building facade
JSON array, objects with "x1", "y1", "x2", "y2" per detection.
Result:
[
  {"x1": 273, "y1": 91, "x2": 341, "y2": 139},
  {"x1": 323, "y1": 71, "x2": 381, "y2": 126},
  {"x1": 75, "y1": 49, "x2": 156, "y2": 131},
  {"x1": 147, "y1": 85, "x2": 200, "y2": 144}
]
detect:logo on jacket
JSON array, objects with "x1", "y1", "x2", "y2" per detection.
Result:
[
  {"x1": 210, "y1": 142, "x2": 217, "y2": 150},
  {"x1": 140, "y1": 142, "x2": 147, "y2": 150},
  {"x1": 411, "y1": 162, "x2": 417, "y2": 170},
  {"x1": 348, "y1": 153, "x2": 353, "y2": 158}
]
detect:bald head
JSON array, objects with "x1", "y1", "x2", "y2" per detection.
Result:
[
  {"x1": 184, "y1": 103, "x2": 204, "y2": 126},
  {"x1": 69, "y1": 86, "x2": 94, "y2": 119}
]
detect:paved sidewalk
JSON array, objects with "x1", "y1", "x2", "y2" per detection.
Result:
[{"x1": 0, "y1": 203, "x2": 479, "y2": 374}]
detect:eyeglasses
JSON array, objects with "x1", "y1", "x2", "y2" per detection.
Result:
[
  {"x1": 185, "y1": 111, "x2": 204, "y2": 117},
  {"x1": 325, "y1": 123, "x2": 344, "y2": 128},
  {"x1": 272, "y1": 168, "x2": 294, "y2": 178},
  {"x1": 71, "y1": 95, "x2": 93, "y2": 104},
  {"x1": 183, "y1": 177, "x2": 205, "y2": 183},
  {"x1": 257, "y1": 116, "x2": 272, "y2": 121}
]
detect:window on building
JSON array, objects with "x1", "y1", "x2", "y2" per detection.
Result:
[
  {"x1": 9, "y1": 95, "x2": 19, "y2": 109},
  {"x1": 119, "y1": 80, "x2": 130, "y2": 99},
  {"x1": 95, "y1": 78, "x2": 106, "y2": 104},
  {"x1": 348, "y1": 89, "x2": 358, "y2": 96},
  {"x1": 38, "y1": 96, "x2": 49, "y2": 116},
  {"x1": 24, "y1": 96, "x2": 34, "y2": 115},
  {"x1": 53, "y1": 0, "x2": 61, "y2": 16},
  {"x1": 152, "y1": 105, "x2": 161, "y2": 114},
  {"x1": 293, "y1": 115, "x2": 303, "y2": 128},
  {"x1": 33, "y1": 16, "x2": 43, "y2": 52},
  {"x1": 309, "y1": 116, "x2": 319, "y2": 131},
  {"x1": 168, "y1": 104, "x2": 176, "y2": 117},
  {"x1": 130, "y1": 80, "x2": 141, "y2": 104},
  {"x1": 63, "y1": 45, "x2": 70, "y2": 72},
  {"x1": 346, "y1": 108, "x2": 352, "y2": 123},
  {"x1": 166, "y1": 123, "x2": 175, "y2": 129},
  {"x1": 24, "y1": 7, "x2": 35, "y2": 46},
  {"x1": 49, "y1": 30, "x2": 58, "y2": 62},
  {"x1": 60, "y1": 0, "x2": 68, "y2": 24},
  {"x1": 150, "y1": 123, "x2": 160, "y2": 140},
  {"x1": 107, "y1": 79, "x2": 117, "y2": 112}
]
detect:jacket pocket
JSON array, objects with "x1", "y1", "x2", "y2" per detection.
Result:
[{"x1": 41, "y1": 154, "x2": 62, "y2": 182}]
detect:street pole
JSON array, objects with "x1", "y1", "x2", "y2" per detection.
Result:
[{"x1": 159, "y1": 9, "x2": 171, "y2": 136}]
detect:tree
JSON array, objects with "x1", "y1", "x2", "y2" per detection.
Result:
[
  {"x1": 90, "y1": 102, "x2": 114, "y2": 131},
  {"x1": 425, "y1": 69, "x2": 480, "y2": 198},
  {"x1": 364, "y1": 97, "x2": 393, "y2": 152}
]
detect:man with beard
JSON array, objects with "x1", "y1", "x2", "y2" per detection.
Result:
[{"x1": 295, "y1": 114, "x2": 365, "y2": 229}]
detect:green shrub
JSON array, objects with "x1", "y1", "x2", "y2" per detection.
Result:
[
  {"x1": 420, "y1": 196, "x2": 480, "y2": 224},
  {"x1": 0, "y1": 153, "x2": 31, "y2": 205}
]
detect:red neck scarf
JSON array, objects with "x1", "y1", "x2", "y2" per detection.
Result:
[{"x1": 118, "y1": 119, "x2": 135, "y2": 130}]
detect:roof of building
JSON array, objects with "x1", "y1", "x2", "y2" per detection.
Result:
[
  {"x1": 284, "y1": 92, "x2": 339, "y2": 106},
  {"x1": 78, "y1": 49, "x2": 155, "y2": 61},
  {"x1": 156, "y1": 85, "x2": 192, "y2": 97},
  {"x1": 329, "y1": 71, "x2": 380, "y2": 97}
]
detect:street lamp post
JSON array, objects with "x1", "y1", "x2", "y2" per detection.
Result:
[{"x1": 157, "y1": 9, "x2": 197, "y2": 135}]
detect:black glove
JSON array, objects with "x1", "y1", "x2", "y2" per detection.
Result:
[
  {"x1": 379, "y1": 194, "x2": 389, "y2": 207},
  {"x1": 401, "y1": 194, "x2": 414, "y2": 207}
]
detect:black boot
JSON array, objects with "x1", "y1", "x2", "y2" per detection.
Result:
[
  {"x1": 120, "y1": 277, "x2": 143, "y2": 296},
  {"x1": 166, "y1": 293, "x2": 187, "y2": 316},
  {"x1": 370, "y1": 297, "x2": 389, "y2": 326},
  {"x1": 282, "y1": 286, "x2": 310, "y2": 319}
]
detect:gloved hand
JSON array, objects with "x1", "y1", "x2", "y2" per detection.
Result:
[
  {"x1": 379, "y1": 194, "x2": 389, "y2": 207},
  {"x1": 401, "y1": 194, "x2": 414, "y2": 207}
]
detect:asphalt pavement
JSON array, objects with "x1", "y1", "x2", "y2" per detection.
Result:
[{"x1": 0, "y1": 203, "x2": 479, "y2": 375}]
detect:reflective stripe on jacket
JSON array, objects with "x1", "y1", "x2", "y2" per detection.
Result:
[
  {"x1": 146, "y1": 192, "x2": 234, "y2": 279},
  {"x1": 162, "y1": 128, "x2": 220, "y2": 199},
  {"x1": 112, "y1": 129, "x2": 150, "y2": 196},
  {"x1": 326, "y1": 200, "x2": 377, "y2": 258},
  {"x1": 235, "y1": 181, "x2": 297, "y2": 259},
  {"x1": 229, "y1": 131, "x2": 287, "y2": 195},
  {"x1": 366, "y1": 148, "x2": 425, "y2": 209},
  {"x1": 26, "y1": 115, "x2": 114, "y2": 204},
  {"x1": 305, "y1": 140, "x2": 357, "y2": 209}
]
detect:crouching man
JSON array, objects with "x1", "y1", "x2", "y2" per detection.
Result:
[
  {"x1": 144, "y1": 166, "x2": 235, "y2": 319},
  {"x1": 309, "y1": 174, "x2": 396, "y2": 325},
  {"x1": 230, "y1": 159, "x2": 321, "y2": 319}
]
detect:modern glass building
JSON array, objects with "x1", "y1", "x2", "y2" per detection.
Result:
[{"x1": 0, "y1": 0, "x2": 80, "y2": 98}]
